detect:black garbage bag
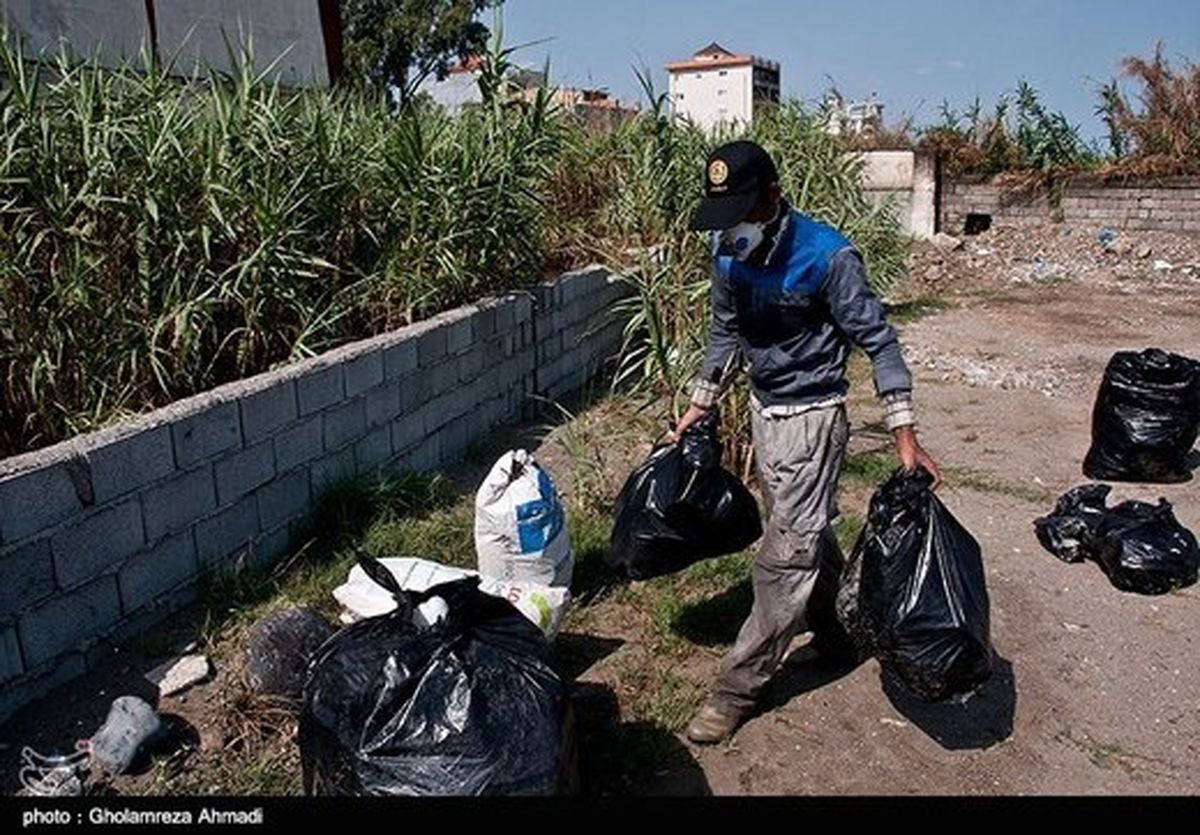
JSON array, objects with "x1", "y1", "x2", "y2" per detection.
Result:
[
  {"x1": 299, "y1": 557, "x2": 568, "y2": 796},
  {"x1": 607, "y1": 410, "x2": 762, "y2": 580},
  {"x1": 836, "y1": 468, "x2": 993, "y2": 702},
  {"x1": 1083, "y1": 349, "x2": 1200, "y2": 484},
  {"x1": 1035, "y1": 484, "x2": 1200, "y2": 595}
]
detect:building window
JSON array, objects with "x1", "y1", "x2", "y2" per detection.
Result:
[
  {"x1": 717, "y1": 89, "x2": 726, "y2": 96},
  {"x1": 719, "y1": 70, "x2": 728, "y2": 77}
]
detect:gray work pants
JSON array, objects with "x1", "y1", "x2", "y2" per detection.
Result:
[{"x1": 711, "y1": 403, "x2": 850, "y2": 712}]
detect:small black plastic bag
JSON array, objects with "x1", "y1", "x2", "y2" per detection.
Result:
[
  {"x1": 1036, "y1": 484, "x2": 1200, "y2": 596},
  {"x1": 608, "y1": 411, "x2": 762, "y2": 581}
]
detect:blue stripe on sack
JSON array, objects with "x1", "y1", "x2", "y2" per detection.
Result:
[{"x1": 515, "y1": 469, "x2": 564, "y2": 554}]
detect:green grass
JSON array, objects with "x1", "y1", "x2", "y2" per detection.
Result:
[
  {"x1": 944, "y1": 465, "x2": 1055, "y2": 505},
  {"x1": 886, "y1": 296, "x2": 954, "y2": 324},
  {"x1": 834, "y1": 510, "x2": 865, "y2": 553},
  {"x1": 842, "y1": 449, "x2": 899, "y2": 486},
  {"x1": 618, "y1": 663, "x2": 707, "y2": 734}
]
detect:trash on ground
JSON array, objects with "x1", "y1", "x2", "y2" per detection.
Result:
[
  {"x1": 245, "y1": 608, "x2": 336, "y2": 700},
  {"x1": 333, "y1": 556, "x2": 569, "y2": 640},
  {"x1": 301, "y1": 556, "x2": 569, "y2": 796},
  {"x1": 88, "y1": 696, "x2": 164, "y2": 775},
  {"x1": 145, "y1": 654, "x2": 211, "y2": 698},
  {"x1": 1083, "y1": 348, "x2": 1200, "y2": 484},
  {"x1": 1035, "y1": 484, "x2": 1200, "y2": 595},
  {"x1": 475, "y1": 450, "x2": 573, "y2": 587}
]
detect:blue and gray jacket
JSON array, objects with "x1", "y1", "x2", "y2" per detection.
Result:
[{"x1": 692, "y1": 208, "x2": 914, "y2": 423}]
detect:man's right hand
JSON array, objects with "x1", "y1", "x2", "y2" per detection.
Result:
[{"x1": 671, "y1": 404, "x2": 711, "y2": 443}]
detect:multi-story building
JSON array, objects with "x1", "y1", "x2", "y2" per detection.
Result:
[
  {"x1": 665, "y1": 42, "x2": 780, "y2": 132},
  {"x1": 822, "y1": 89, "x2": 886, "y2": 137}
]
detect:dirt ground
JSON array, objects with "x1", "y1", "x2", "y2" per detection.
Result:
[{"x1": 2, "y1": 222, "x2": 1197, "y2": 797}]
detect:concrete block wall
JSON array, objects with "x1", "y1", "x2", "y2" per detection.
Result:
[
  {"x1": 941, "y1": 176, "x2": 1200, "y2": 233},
  {"x1": 858, "y1": 150, "x2": 939, "y2": 240},
  {"x1": 0, "y1": 266, "x2": 629, "y2": 722}
]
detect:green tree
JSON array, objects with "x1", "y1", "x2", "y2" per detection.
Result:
[{"x1": 340, "y1": 0, "x2": 502, "y2": 102}]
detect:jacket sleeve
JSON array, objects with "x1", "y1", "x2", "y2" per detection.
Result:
[
  {"x1": 822, "y1": 247, "x2": 915, "y2": 417},
  {"x1": 691, "y1": 256, "x2": 742, "y2": 409}
]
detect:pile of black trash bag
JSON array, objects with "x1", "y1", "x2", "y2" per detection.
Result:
[
  {"x1": 836, "y1": 468, "x2": 993, "y2": 703},
  {"x1": 1035, "y1": 484, "x2": 1200, "y2": 596},
  {"x1": 607, "y1": 410, "x2": 762, "y2": 581},
  {"x1": 299, "y1": 556, "x2": 570, "y2": 796},
  {"x1": 1083, "y1": 348, "x2": 1200, "y2": 484}
]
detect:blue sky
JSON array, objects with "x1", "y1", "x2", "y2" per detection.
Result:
[{"x1": 501, "y1": 0, "x2": 1200, "y2": 142}]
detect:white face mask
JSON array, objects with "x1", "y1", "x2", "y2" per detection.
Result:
[{"x1": 722, "y1": 220, "x2": 767, "y2": 261}]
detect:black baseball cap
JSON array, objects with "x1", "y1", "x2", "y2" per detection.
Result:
[{"x1": 689, "y1": 140, "x2": 779, "y2": 231}]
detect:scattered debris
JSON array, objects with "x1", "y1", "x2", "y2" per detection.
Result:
[
  {"x1": 932, "y1": 232, "x2": 965, "y2": 252},
  {"x1": 244, "y1": 609, "x2": 336, "y2": 701},
  {"x1": 89, "y1": 697, "x2": 164, "y2": 776},
  {"x1": 17, "y1": 745, "x2": 90, "y2": 796},
  {"x1": 1153, "y1": 259, "x2": 1174, "y2": 272},
  {"x1": 146, "y1": 654, "x2": 211, "y2": 698}
]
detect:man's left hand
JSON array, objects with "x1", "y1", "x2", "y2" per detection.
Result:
[{"x1": 893, "y1": 425, "x2": 943, "y2": 489}]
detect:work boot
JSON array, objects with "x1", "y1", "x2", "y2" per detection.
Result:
[{"x1": 685, "y1": 702, "x2": 747, "y2": 745}]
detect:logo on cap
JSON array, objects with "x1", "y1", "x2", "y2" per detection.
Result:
[{"x1": 708, "y1": 159, "x2": 729, "y2": 188}]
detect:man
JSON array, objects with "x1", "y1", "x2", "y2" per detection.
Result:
[{"x1": 676, "y1": 140, "x2": 942, "y2": 745}]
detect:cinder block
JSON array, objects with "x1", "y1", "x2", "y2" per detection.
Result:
[
  {"x1": 142, "y1": 466, "x2": 215, "y2": 542},
  {"x1": 274, "y1": 416, "x2": 324, "y2": 472},
  {"x1": 87, "y1": 426, "x2": 175, "y2": 504},
  {"x1": 0, "y1": 653, "x2": 85, "y2": 725},
  {"x1": 458, "y1": 346, "x2": 485, "y2": 383},
  {"x1": 475, "y1": 305, "x2": 499, "y2": 339},
  {"x1": 430, "y1": 359, "x2": 460, "y2": 396},
  {"x1": 446, "y1": 317, "x2": 475, "y2": 355},
  {"x1": 495, "y1": 301, "x2": 518, "y2": 333},
  {"x1": 118, "y1": 531, "x2": 197, "y2": 613},
  {"x1": 256, "y1": 467, "x2": 311, "y2": 531},
  {"x1": 1, "y1": 627, "x2": 23, "y2": 684},
  {"x1": 297, "y1": 364, "x2": 345, "y2": 416},
  {"x1": 214, "y1": 441, "x2": 276, "y2": 505},
  {"x1": 52, "y1": 500, "x2": 144, "y2": 589},
  {"x1": 194, "y1": 496, "x2": 259, "y2": 574},
  {"x1": 345, "y1": 350, "x2": 384, "y2": 398},
  {"x1": 355, "y1": 426, "x2": 393, "y2": 475},
  {"x1": 407, "y1": 436, "x2": 442, "y2": 474},
  {"x1": 172, "y1": 401, "x2": 241, "y2": 469},
  {"x1": 0, "y1": 540, "x2": 56, "y2": 618},
  {"x1": 390, "y1": 415, "x2": 425, "y2": 455},
  {"x1": 383, "y1": 339, "x2": 419, "y2": 381},
  {"x1": 366, "y1": 381, "x2": 402, "y2": 428},
  {"x1": 240, "y1": 381, "x2": 298, "y2": 444},
  {"x1": 310, "y1": 447, "x2": 356, "y2": 497},
  {"x1": 19, "y1": 577, "x2": 121, "y2": 668},
  {"x1": 417, "y1": 326, "x2": 448, "y2": 368},
  {"x1": 399, "y1": 370, "x2": 434, "y2": 414},
  {"x1": 249, "y1": 524, "x2": 292, "y2": 573},
  {"x1": 0, "y1": 464, "x2": 84, "y2": 545},
  {"x1": 421, "y1": 399, "x2": 452, "y2": 435},
  {"x1": 323, "y1": 398, "x2": 367, "y2": 451}
]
